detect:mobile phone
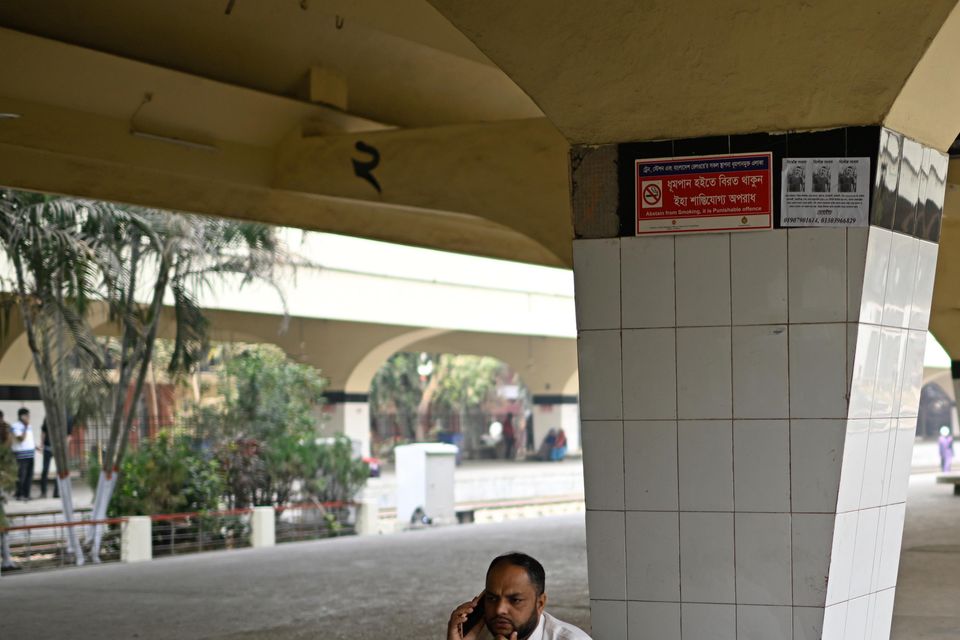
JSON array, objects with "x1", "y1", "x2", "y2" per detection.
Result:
[{"x1": 462, "y1": 596, "x2": 485, "y2": 635}]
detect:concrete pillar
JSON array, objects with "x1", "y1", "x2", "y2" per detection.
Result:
[
  {"x1": 356, "y1": 498, "x2": 380, "y2": 536},
  {"x1": 571, "y1": 127, "x2": 944, "y2": 639},
  {"x1": 251, "y1": 506, "x2": 275, "y2": 548},
  {"x1": 121, "y1": 516, "x2": 152, "y2": 563},
  {"x1": 321, "y1": 391, "x2": 371, "y2": 458},
  {"x1": 950, "y1": 361, "x2": 960, "y2": 436},
  {"x1": 532, "y1": 394, "x2": 581, "y2": 453}
]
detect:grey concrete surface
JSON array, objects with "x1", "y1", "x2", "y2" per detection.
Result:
[
  {"x1": 893, "y1": 473, "x2": 960, "y2": 640},
  {"x1": 0, "y1": 514, "x2": 591, "y2": 639},
  {"x1": 3, "y1": 468, "x2": 960, "y2": 639}
]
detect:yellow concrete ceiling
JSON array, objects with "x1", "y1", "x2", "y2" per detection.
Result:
[
  {"x1": 0, "y1": 8, "x2": 571, "y2": 267},
  {"x1": 0, "y1": 0, "x2": 542, "y2": 128},
  {"x1": 429, "y1": 0, "x2": 960, "y2": 148}
]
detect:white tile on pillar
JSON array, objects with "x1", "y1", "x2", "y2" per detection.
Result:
[
  {"x1": 737, "y1": 605, "x2": 792, "y2": 640},
  {"x1": 848, "y1": 323, "x2": 881, "y2": 420},
  {"x1": 825, "y1": 510, "x2": 858, "y2": 605},
  {"x1": 625, "y1": 511, "x2": 680, "y2": 601},
  {"x1": 898, "y1": 330, "x2": 927, "y2": 418},
  {"x1": 622, "y1": 329, "x2": 676, "y2": 420},
  {"x1": 871, "y1": 327, "x2": 906, "y2": 419},
  {"x1": 859, "y1": 227, "x2": 893, "y2": 325},
  {"x1": 734, "y1": 420, "x2": 790, "y2": 512},
  {"x1": 677, "y1": 327, "x2": 732, "y2": 419},
  {"x1": 621, "y1": 235, "x2": 675, "y2": 329},
  {"x1": 837, "y1": 419, "x2": 870, "y2": 513},
  {"x1": 789, "y1": 324, "x2": 848, "y2": 419},
  {"x1": 573, "y1": 238, "x2": 621, "y2": 331},
  {"x1": 624, "y1": 421, "x2": 678, "y2": 511},
  {"x1": 870, "y1": 588, "x2": 896, "y2": 640},
  {"x1": 845, "y1": 595, "x2": 870, "y2": 640},
  {"x1": 909, "y1": 240, "x2": 938, "y2": 330},
  {"x1": 585, "y1": 510, "x2": 627, "y2": 600},
  {"x1": 876, "y1": 503, "x2": 906, "y2": 590},
  {"x1": 882, "y1": 232, "x2": 919, "y2": 329},
  {"x1": 578, "y1": 330, "x2": 622, "y2": 421},
  {"x1": 581, "y1": 421, "x2": 625, "y2": 511},
  {"x1": 791, "y1": 419, "x2": 845, "y2": 513},
  {"x1": 680, "y1": 603, "x2": 735, "y2": 640},
  {"x1": 860, "y1": 418, "x2": 893, "y2": 509},
  {"x1": 789, "y1": 228, "x2": 847, "y2": 323},
  {"x1": 848, "y1": 226, "x2": 869, "y2": 321},
  {"x1": 820, "y1": 602, "x2": 848, "y2": 640},
  {"x1": 887, "y1": 417, "x2": 917, "y2": 504},
  {"x1": 735, "y1": 513, "x2": 792, "y2": 605},
  {"x1": 678, "y1": 420, "x2": 733, "y2": 511},
  {"x1": 589, "y1": 599, "x2": 626, "y2": 640},
  {"x1": 680, "y1": 512, "x2": 735, "y2": 603},
  {"x1": 849, "y1": 507, "x2": 881, "y2": 599},
  {"x1": 732, "y1": 325, "x2": 789, "y2": 418},
  {"x1": 676, "y1": 234, "x2": 730, "y2": 327},
  {"x1": 627, "y1": 601, "x2": 680, "y2": 640},
  {"x1": 869, "y1": 507, "x2": 888, "y2": 595},
  {"x1": 792, "y1": 513, "x2": 836, "y2": 606},
  {"x1": 731, "y1": 229, "x2": 788, "y2": 324}
]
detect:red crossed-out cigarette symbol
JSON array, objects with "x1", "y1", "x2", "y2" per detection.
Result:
[{"x1": 642, "y1": 182, "x2": 662, "y2": 206}]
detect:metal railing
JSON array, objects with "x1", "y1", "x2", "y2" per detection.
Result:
[
  {"x1": 1, "y1": 515, "x2": 123, "y2": 574},
  {"x1": 149, "y1": 508, "x2": 252, "y2": 557},
  {"x1": 274, "y1": 501, "x2": 355, "y2": 543}
]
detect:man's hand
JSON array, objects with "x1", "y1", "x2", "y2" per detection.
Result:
[{"x1": 447, "y1": 593, "x2": 484, "y2": 640}]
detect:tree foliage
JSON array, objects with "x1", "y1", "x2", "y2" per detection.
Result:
[{"x1": 96, "y1": 431, "x2": 223, "y2": 517}]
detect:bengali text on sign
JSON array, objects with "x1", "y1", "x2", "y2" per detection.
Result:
[{"x1": 635, "y1": 152, "x2": 773, "y2": 235}]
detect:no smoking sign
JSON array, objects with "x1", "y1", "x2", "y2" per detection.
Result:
[{"x1": 641, "y1": 180, "x2": 663, "y2": 208}]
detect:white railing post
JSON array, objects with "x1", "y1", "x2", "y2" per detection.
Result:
[
  {"x1": 356, "y1": 499, "x2": 379, "y2": 536},
  {"x1": 121, "y1": 516, "x2": 152, "y2": 563},
  {"x1": 251, "y1": 506, "x2": 275, "y2": 548}
]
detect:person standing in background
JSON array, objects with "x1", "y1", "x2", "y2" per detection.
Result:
[
  {"x1": 501, "y1": 412, "x2": 516, "y2": 460},
  {"x1": 11, "y1": 408, "x2": 35, "y2": 501},
  {"x1": 939, "y1": 425, "x2": 955, "y2": 472}
]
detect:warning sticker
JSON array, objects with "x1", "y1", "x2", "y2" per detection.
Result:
[{"x1": 635, "y1": 153, "x2": 773, "y2": 235}]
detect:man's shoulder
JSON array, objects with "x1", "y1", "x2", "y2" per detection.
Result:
[{"x1": 542, "y1": 612, "x2": 592, "y2": 640}]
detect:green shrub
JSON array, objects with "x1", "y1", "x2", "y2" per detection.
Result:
[{"x1": 103, "y1": 431, "x2": 223, "y2": 516}]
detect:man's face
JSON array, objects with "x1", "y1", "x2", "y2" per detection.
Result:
[
  {"x1": 483, "y1": 563, "x2": 546, "y2": 639},
  {"x1": 20, "y1": 413, "x2": 29, "y2": 425}
]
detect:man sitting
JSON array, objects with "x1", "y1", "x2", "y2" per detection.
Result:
[{"x1": 447, "y1": 552, "x2": 591, "y2": 640}]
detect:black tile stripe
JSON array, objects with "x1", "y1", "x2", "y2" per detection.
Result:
[
  {"x1": 531, "y1": 394, "x2": 579, "y2": 405},
  {"x1": 0, "y1": 385, "x2": 41, "y2": 401}
]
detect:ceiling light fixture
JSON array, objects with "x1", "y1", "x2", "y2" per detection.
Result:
[
  {"x1": 130, "y1": 129, "x2": 219, "y2": 152},
  {"x1": 0, "y1": 113, "x2": 21, "y2": 120}
]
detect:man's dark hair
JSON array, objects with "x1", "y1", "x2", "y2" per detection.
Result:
[
  {"x1": 487, "y1": 552, "x2": 546, "y2": 596},
  {"x1": 17, "y1": 408, "x2": 29, "y2": 418}
]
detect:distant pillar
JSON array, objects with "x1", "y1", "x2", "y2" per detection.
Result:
[
  {"x1": 322, "y1": 391, "x2": 371, "y2": 458},
  {"x1": 951, "y1": 361, "x2": 960, "y2": 435},
  {"x1": 121, "y1": 516, "x2": 152, "y2": 563},
  {"x1": 356, "y1": 498, "x2": 380, "y2": 536},
  {"x1": 531, "y1": 394, "x2": 580, "y2": 453},
  {"x1": 251, "y1": 506, "x2": 275, "y2": 548}
]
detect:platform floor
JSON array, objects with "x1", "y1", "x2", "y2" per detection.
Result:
[{"x1": 2, "y1": 472, "x2": 960, "y2": 638}]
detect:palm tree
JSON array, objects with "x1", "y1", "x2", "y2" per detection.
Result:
[
  {"x1": 86, "y1": 210, "x2": 285, "y2": 561},
  {"x1": 0, "y1": 190, "x2": 287, "y2": 563},
  {"x1": 0, "y1": 190, "x2": 116, "y2": 565}
]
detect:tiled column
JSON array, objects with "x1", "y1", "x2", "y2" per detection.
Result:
[{"x1": 572, "y1": 128, "x2": 945, "y2": 639}]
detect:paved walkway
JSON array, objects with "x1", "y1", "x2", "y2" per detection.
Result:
[
  {"x1": 0, "y1": 514, "x2": 590, "y2": 639},
  {"x1": 3, "y1": 472, "x2": 960, "y2": 638}
]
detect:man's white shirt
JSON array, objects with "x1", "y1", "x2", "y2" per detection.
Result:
[
  {"x1": 481, "y1": 612, "x2": 591, "y2": 640},
  {"x1": 11, "y1": 420, "x2": 34, "y2": 456}
]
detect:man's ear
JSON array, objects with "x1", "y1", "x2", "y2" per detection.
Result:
[{"x1": 537, "y1": 592, "x2": 547, "y2": 615}]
